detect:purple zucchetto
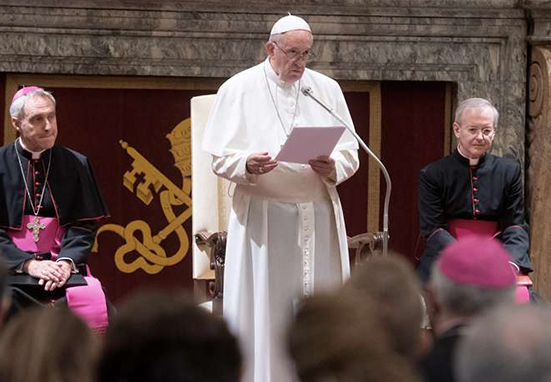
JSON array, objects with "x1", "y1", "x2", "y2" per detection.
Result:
[
  {"x1": 437, "y1": 235, "x2": 516, "y2": 288},
  {"x1": 11, "y1": 86, "x2": 42, "y2": 105}
]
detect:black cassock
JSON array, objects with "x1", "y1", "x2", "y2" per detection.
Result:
[
  {"x1": 0, "y1": 140, "x2": 108, "y2": 304},
  {"x1": 417, "y1": 150, "x2": 532, "y2": 282}
]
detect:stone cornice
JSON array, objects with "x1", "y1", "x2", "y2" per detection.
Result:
[{"x1": 0, "y1": 0, "x2": 527, "y2": 13}]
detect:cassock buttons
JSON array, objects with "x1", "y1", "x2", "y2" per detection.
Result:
[
  {"x1": 473, "y1": 176, "x2": 479, "y2": 181},
  {"x1": 474, "y1": 198, "x2": 479, "y2": 203},
  {"x1": 35, "y1": 171, "x2": 40, "y2": 175},
  {"x1": 473, "y1": 187, "x2": 479, "y2": 192},
  {"x1": 35, "y1": 182, "x2": 40, "y2": 186},
  {"x1": 35, "y1": 193, "x2": 41, "y2": 197}
]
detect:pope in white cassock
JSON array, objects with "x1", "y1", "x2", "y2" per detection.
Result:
[{"x1": 203, "y1": 14, "x2": 359, "y2": 382}]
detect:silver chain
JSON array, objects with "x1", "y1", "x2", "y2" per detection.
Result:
[
  {"x1": 15, "y1": 141, "x2": 52, "y2": 216},
  {"x1": 263, "y1": 63, "x2": 301, "y2": 138}
]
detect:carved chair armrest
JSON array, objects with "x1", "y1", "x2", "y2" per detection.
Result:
[
  {"x1": 348, "y1": 232, "x2": 385, "y2": 265},
  {"x1": 194, "y1": 230, "x2": 227, "y2": 301}
]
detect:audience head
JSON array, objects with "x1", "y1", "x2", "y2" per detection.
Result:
[
  {"x1": 429, "y1": 235, "x2": 516, "y2": 322},
  {"x1": 456, "y1": 304, "x2": 551, "y2": 382},
  {"x1": 287, "y1": 291, "x2": 419, "y2": 382},
  {"x1": 344, "y1": 253, "x2": 424, "y2": 358},
  {"x1": 0, "y1": 307, "x2": 99, "y2": 382},
  {"x1": 98, "y1": 289, "x2": 242, "y2": 382}
]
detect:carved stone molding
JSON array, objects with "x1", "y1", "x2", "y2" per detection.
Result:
[
  {"x1": 0, "y1": 1, "x2": 529, "y2": 159},
  {"x1": 527, "y1": 46, "x2": 551, "y2": 300}
]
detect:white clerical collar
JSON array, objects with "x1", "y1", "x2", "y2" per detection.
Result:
[
  {"x1": 18, "y1": 138, "x2": 45, "y2": 159},
  {"x1": 264, "y1": 58, "x2": 296, "y2": 89},
  {"x1": 457, "y1": 144, "x2": 481, "y2": 166}
]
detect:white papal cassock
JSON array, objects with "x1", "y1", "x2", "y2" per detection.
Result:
[{"x1": 203, "y1": 58, "x2": 359, "y2": 382}]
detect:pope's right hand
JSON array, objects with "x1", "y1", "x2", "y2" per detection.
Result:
[{"x1": 246, "y1": 152, "x2": 278, "y2": 175}]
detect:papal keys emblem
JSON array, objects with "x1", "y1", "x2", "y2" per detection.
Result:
[{"x1": 92, "y1": 119, "x2": 192, "y2": 274}]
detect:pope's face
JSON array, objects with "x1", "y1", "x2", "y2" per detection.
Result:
[
  {"x1": 266, "y1": 30, "x2": 313, "y2": 84},
  {"x1": 12, "y1": 95, "x2": 58, "y2": 152},
  {"x1": 453, "y1": 107, "x2": 496, "y2": 160}
]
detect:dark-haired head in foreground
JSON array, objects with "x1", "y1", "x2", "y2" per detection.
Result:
[{"x1": 98, "y1": 290, "x2": 242, "y2": 382}]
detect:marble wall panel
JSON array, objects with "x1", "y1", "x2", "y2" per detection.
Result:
[{"x1": 0, "y1": 0, "x2": 531, "y2": 158}]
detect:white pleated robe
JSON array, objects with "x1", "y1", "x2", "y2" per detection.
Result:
[{"x1": 203, "y1": 59, "x2": 359, "y2": 382}]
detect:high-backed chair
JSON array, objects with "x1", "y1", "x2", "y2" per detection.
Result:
[{"x1": 190, "y1": 94, "x2": 232, "y2": 313}]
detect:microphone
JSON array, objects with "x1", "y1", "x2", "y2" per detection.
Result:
[
  {"x1": 301, "y1": 86, "x2": 392, "y2": 256},
  {"x1": 301, "y1": 86, "x2": 313, "y2": 97}
]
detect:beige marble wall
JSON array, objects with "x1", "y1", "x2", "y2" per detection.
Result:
[{"x1": 0, "y1": 0, "x2": 529, "y2": 159}]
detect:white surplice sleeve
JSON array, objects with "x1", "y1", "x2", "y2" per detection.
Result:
[
  {"x1": 322, "y1": 149, "x2": 359, "y2": 187},
  {"x1": 211, "y1": 151, "x2": 258, "y2": 185}
]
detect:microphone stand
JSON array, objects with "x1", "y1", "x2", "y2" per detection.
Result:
[{"x1": 301, "y1": 86, "x2": 391, "y2": 256}]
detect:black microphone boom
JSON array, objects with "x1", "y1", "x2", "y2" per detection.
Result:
[{"x1": 301, "y1": 86, "x2": 391, "y2": 256}]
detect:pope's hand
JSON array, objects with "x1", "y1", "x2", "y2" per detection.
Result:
[
  {"x1": 246, "y1": 152, "x2": 278, "y2": 175},
  {"x1": 309, "y1": 156, "x2": 336, "y2": 178}
]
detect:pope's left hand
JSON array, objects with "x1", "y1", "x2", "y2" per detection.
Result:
[{"x1": 309, "y1": 156, "x2": 335, "y2": 178}]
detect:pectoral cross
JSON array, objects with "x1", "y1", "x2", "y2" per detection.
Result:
[{"x1": 27, "y1": 216, "x2": 46, "y2": 242}]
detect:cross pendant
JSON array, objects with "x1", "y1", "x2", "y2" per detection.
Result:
[{"x1": 26, "y1": 216, "x2": 46, "y2": 242}]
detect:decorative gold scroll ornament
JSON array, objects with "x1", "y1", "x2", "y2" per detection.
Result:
[{"x1": 92, "y1": 119, "x2": 192, "y2": 274}]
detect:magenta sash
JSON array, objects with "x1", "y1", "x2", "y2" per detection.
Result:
[
  {"x1": 447, "y1": 218, "x2": 530, "y2": 303},
  {"x1": 448, "y1": 218, "x2": 499, "y2": 239},
  {"x1": 9, "y1": 216, "x2": 65, "y2": 258},
  {"x1": 8, "y1": 215, "x2": 109, "y2": 331}
]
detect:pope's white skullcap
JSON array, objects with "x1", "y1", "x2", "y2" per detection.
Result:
[{"x1": 270, "y1": 14, "x2": 311, "y2": 35}]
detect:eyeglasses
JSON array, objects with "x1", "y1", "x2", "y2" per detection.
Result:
[
  {"x1": 463, "y1": 127, "x2": 495, "y2": 138},
  {"x1": 273, "y1": 42, "x2": 316, "y2": 63}
]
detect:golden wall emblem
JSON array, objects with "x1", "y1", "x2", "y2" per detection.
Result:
[{"x1": 92, "y1": 119, "x2": 192, "y2": 274}]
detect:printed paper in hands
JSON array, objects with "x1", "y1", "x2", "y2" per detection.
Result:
[{"x1": 275, "y1": 126, "x2": 346, "y2": 164}]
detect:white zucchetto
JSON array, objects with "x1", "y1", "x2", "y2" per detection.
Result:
[{"x1": 270, "y1": 14, "x2": 311, "y2": 35}]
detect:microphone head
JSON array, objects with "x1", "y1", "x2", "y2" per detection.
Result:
[{"x1": 301, "y1": 86, "x2": 312, "y2": 96}]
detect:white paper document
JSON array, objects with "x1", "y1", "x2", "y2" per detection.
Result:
[{"x1": 275, "y1": 126, "x2": 346, "y2": 164}]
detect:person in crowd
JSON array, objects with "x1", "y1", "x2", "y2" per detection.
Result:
[
  {"x1": 0, "y1": 86, "x2": 109, "y2": 331},
  {"x1": 343, "y1": 253, "x2": 428, "y2": 359},
  {"x1": 419, "y1": 235, "x2": 517, "y2": 382},
  {"x1": 287, "y1": 291, "x2": 420, "y2": 382},
  {"x1": 456, "y1": 304, "x2": 551, "y2": 382},
  {"x1": 417, "y1": 98, "x2": 532, "y2": 283},
  {"x1": 202, "y1": 13, "x2": 359, "y2": 381},
  {"x1": 0, "y1": 307, "x2": 99, "y2": 382},
  {"x1": 97, "y1": 289, "x2": 242, "y2": 382}
]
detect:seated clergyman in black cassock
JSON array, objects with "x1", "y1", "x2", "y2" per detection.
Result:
[
  {"x1": 0, "y1": 86, "x2": 110, "y2": 332},
  {"x1": 417, "y1": 98, "x2": 532, "y2": 291}
]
